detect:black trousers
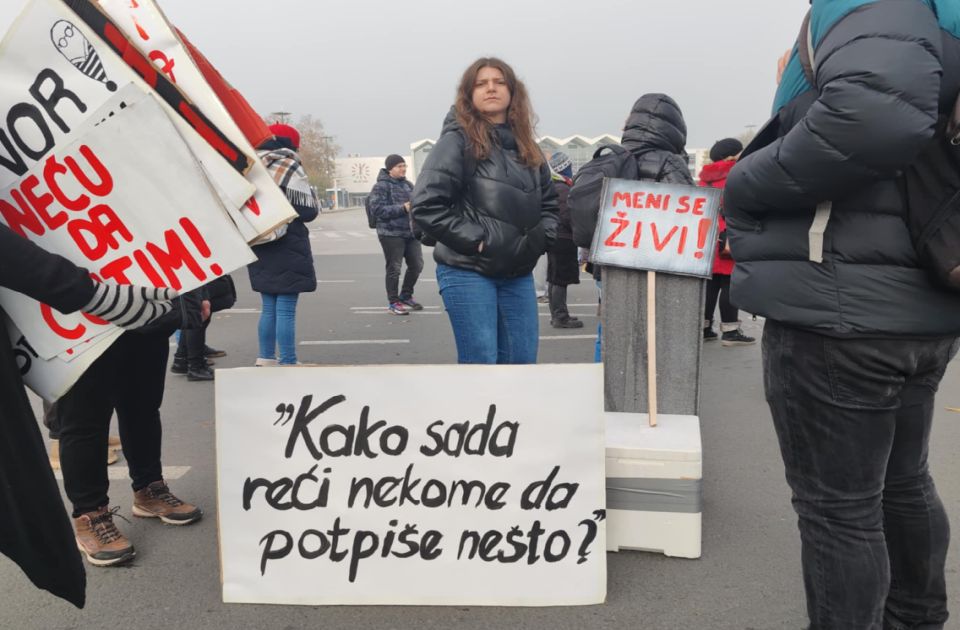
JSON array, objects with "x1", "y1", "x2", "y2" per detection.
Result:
[
  {"x1": 379, "y1": 236, "x2": 423, "y2": 303},
  {"x1": 763, "y1": 320, "x2": 957, "y2": 629},
  {"x1": 56, "y1": 331, "x2": 168, "y2": 516},
  {"x1": 704, "y1": 273, "x2": 738, "y2": 325}
]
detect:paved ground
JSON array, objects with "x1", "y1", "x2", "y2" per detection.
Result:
[{"x1": 3, "y1": 207, "x2": 960, "y2": 630}]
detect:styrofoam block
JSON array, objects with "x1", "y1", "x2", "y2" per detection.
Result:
[{"x1": 605, "y1": 412, "x2": 702, "y2": 559}]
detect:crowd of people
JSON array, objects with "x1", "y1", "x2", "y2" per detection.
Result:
[{"x1": 1, "y1": 1, "x2": 959, "y2": 627}]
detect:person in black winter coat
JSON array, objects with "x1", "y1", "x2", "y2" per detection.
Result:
[
  {"x1": 0, "y1": 224, "x2": 174, "y2": 604},
  {"x1": 724, "y1": 2, "x2": 960, "y2": 626},
  {"x1": 545, "y1": 151, "x2": 582, "y2": 329},
  {"x1": 411, "y1": 57, "x2": 559, "y2": 364},
  {"x1": 247, "y1": 124, "x2": 319, "y2": 366},
  {"x1": 369, "y1": 154, "x2": 423, "y2": 315}
]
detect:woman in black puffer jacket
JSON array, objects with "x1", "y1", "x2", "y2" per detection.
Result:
[{"x1": 412, "y1": 57, "x2": 558, "y2": 364}]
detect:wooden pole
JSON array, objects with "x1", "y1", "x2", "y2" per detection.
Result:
[{"x1": 647, "y1": 271, "x2": 658, "y2": 427}]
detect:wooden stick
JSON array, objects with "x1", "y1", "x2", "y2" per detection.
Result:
[{"x1": 647, "y1": 271, "x2": 658, "y2": 427}]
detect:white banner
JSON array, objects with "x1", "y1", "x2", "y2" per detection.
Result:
[
  {"x1": 216, "y1": 364, "x2": 607, "y2": 607},
  {"x1": 97, "y1": 0, "x2": 297, "y2": 241},
  {"x1": 589, "y1": 179, "x2": 721, "y2": 278},
  {"x1": 0, "y1": 0, "x2": 258, "y2": 239},
  {"x1": 0, "y1": 88, "x2": 255, "y2": 359}
]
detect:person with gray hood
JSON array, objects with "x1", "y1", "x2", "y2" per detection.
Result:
[{"x1": 725, "y1": 1, "x2": 960, "y2": 627}]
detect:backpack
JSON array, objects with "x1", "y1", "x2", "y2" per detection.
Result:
[
  {"x1": 364, "y1": 189, "x2": 377, "y2": 229},
  {"x1": 797, "y1": 8, "x2": 960, "y2": 290},
  {"x1": 568, "y1": 144, "x2": 640, "y2": 247}
]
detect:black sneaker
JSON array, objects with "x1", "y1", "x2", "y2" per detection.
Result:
[
  {"x1": 187, "y1": 364, "x2": 215, "y2": 381},
  {"x1": 721, "y1": 329, "x2": 756, "y2": 346},
  {"x1": 203, "y1": 345, "x2": 226, "y2": 358},
  {"x1": 551, "y1": 318, "x2": 584, "y2": 329},
  {"x1": 703, "y1": 328, "x2": 718, "y2": 341},
  {"x1": 170, "y1": 357, "x2": 187, "y2": 375}
]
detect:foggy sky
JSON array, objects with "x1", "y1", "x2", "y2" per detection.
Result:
[{"x1": 0, "y1": 0, "x2": 810, "y2": 155}]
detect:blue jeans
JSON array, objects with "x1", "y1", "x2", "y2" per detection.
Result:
[
  {"x1": 258, "y1": 293, "x2": 299, "y2": 364},
  {"x1": 436, "y1": 264, "x2": 538, "y2": 364},
  {"x1": 763, "y1": 320, "x2": 958, "y2": 630}
]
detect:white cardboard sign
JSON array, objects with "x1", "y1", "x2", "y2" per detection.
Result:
[
  {"x1": 589, "y1": 179, "x2": 721, "y2": 278},
  {"x1": 0, "y1": 0, "x2": 257, "y2": 239},
  {"x1": 216, "y1": 364, "x2": 607, "y2": 607},
  {"x1": 0, "y1": 89, "x2": 255, "y2": 359},
  {"x1": 97, "y1": 0, "x2": 297, "y2": 241}
]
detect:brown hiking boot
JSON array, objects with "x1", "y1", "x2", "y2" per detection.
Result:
[
  {"x1": 74, "y1": 506, "x2": 135, "y2": 567},
  {"x1": 132, "y1": 480, "x2": 202, "y2": 525}
]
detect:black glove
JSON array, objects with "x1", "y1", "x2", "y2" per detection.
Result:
[{"x1": 82, "y1": 281, "x2": 178, "y2": 329}]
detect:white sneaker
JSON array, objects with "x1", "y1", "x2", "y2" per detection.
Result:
[{"x1": 254, "y1": 357, "x2": 278, "y2": 367}]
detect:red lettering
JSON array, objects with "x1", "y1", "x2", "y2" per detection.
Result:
[
  {"x1": 645, "y1": 194, "x2": 664, "y2": 210},
  {"x1": 245, "y1": 196, "x2": 261, "y2": 216},
  {"x1": 133, "y1": 249, "x2": 166, "y2": 287},
  {"x1": 104, "y1": 23, "x2": 159, "y2": 88},
  {"x1": 145, "y1": 228, "x2": 207, "y2": 289},
  {"x1": 694, "y1": 218, "x2": 712, "y2": 260},
  {"x1": 43, "y1": 155, "x2": 88, "y2": 211},
  {"x1": 148, "y1": 50, "x2": 177, "y2": 83},
  {"x1": 19, "y1": 174, "x2": 65, "y2": 230},
  {"x1": 99, "y1": 255, "x2": 133, "y2": 284},
  {"x1": 177, "y1": 102, "x2": 239, "y2": 164},
  {"x1": 612, "y1": 192, "x2": 632, "y2": 208},
  {"x1": 677, "y1": 225, "x2": 688, "y2": 255},
  {"x1": 0, "y1": 195, "x2": 44, "y2": 238},
  {"x1": 65, "y1": 145, "x2": 113, "y2": 198},
  {"x1": 632, "y1": 192, "x2": 644, "y2": 208},
  {"x1": 632, "y1": 220, "x2": 643, "y2": 248},
  {"x1": 132, "y1": 17, "x2": 149, "y2": 41},
  {"x1": 40, "y1": 303, "x2": 85, "y2": 340},
  {"x1": 604, "y1": 212, "x2": 629, "y2": 248},
  {"x1": 676, "y1": 196, "x2": 691, "y2": 214},
  {"x1": 651, "y1": 223, "x2": 679, "y2": 252},
  {"x1": 66, "y1": 204, "x2": 131, "y2": 261},
  {"x1": 692, "y1": 197, "x2": 706, "y2": 215}
]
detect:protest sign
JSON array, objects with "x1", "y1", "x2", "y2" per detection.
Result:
[
  {"x1": 97, "y1": 0, "x2": 297, "y2": 241},
  {"x1": 589, "y1": 179, "x2": 721, "y2": 278},
  {"x1": 0, "y1": 0, "x2": 260, "y2": 241},
  {"x1": 216, "y1": 364, "x2": 607, "y2": 607},
  {"x1": 7, "y1": 314, "x2": 120, "y2": 401},
  {"x1": 0, "y1": 88, "x2": 255, "y2": 359}
]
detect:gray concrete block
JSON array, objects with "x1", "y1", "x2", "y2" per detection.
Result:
[{"x1": 602, "y1": 267, "x2": 704, "y2": 415}]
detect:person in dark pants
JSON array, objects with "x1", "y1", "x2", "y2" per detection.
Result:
[
  {"x1": 369, "y1": 154, "x2": 423, "y2": 315},
  {"x1": 57, "y1": 292, "x2": 204, "y2": 568},
  {"x1": 171, "y1": 275, "x2": 236, "y2": 380},
  {"x1": 545, "y1": 151, "x2": 582, "y2": 329},
  {"x1": 698, "y1": 138, "x2": 753, "y2": 346},
  {"x1": 725, "y1": 2, "x2": 960, "y2": 627}
]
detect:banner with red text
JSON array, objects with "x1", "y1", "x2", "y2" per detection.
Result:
[
  {"x1": 0, "y1": 90, "x2": 255, "y2": 359},
  {"x1": 0, "y1": 0, "x2": 259, "y2": 240},
  {"x1": 589, "y1": 179, "x2": 721, "y2": 278},
  {"x1": 97, "y1": 0, "x2": 297, "y2": 241}
]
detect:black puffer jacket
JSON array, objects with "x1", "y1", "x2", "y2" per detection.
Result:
[
  {"x1": 725, "y1": 0, "x2": 960, "y2": 337},
  {"x1": 411, "y1": 110, "x2": 559, "y2": 278},
  {"x1": 369, "y1": 169, "x2": 415, "y2": 238},
  {"x1": 621, "y1": 94, "x2": 694, "y2": 186}
]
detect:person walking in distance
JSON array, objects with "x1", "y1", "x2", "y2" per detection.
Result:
[{"x1": 368, "y1": 154, "x2": 423, "y2": 315}]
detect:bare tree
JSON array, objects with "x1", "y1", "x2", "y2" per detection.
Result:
[{"x1": 264, "y1": 113, "x2": 339, "y2": 191}]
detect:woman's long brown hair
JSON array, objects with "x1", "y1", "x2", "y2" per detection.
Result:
[{"x1": 454, "y1": 57, "x2": 543, "y2": 167}]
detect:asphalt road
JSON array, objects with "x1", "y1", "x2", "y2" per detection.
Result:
[{"x1": 3, "y1": 207, "x2": 960, "y2": 630}]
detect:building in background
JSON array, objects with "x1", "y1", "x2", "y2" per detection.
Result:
[{"x1": 333, "y1": 137, "x2": 709, "y2": 208}]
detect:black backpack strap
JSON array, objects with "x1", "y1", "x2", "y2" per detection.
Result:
[{"x1": 796, "y1": 9, "x2": 816, "y2": 86}]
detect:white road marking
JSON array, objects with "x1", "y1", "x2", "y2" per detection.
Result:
[
  {"x1": 318, "y1": 280, "x2": 356, "y2": 283},
  {"x1": 350, "y1": 305, "x2": 441, "y2": 310},
  {"x1": 53, "y1": 465, "x2": 191, "y2": 481},
  {"x1": 219, "y1": 308, "x2": 261, "y2": 314},
  {"x1": 300, "y1": 339, "x2": 411, "y2": 345},
  {"x1": 539, "y1": 335, "x2": 597, "y2": 340}
]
